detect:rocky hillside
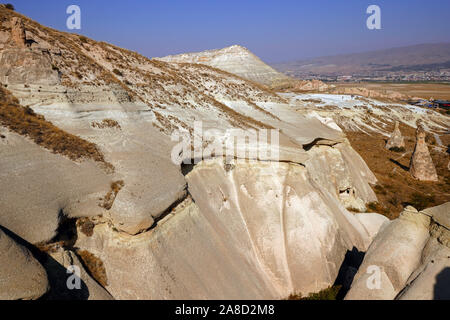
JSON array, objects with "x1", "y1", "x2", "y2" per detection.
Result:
[
  {"x1": 0, "y1": 6, "x2": 448, "y2": 300},
  {"x1": 158, "y1": 45, "x2": 291, "y2": 87}
]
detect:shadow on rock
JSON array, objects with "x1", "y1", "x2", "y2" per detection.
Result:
[
  {"x1": 434, "y1": 267, "x2": 450, "y2": 300},
  {"x1": 333, "y1": 247, "x2": 365, "y2": 300},
  {"x1": 0, "y1": 225, "x2": 90, "y2": 300}
]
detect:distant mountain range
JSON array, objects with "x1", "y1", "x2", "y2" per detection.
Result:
[{"x1": 272, "y1": 43, "x2": 450, "y2": 80}]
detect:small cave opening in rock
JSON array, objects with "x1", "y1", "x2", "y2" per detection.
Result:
[
  {"x1": 50, "y1": 209, "x2": 78, "y2": 248},
  {"x1": 181, "y1": 162, "x2": 195, "y2": 176}
]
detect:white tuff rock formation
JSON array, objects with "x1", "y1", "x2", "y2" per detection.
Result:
[
  {"x1": 9, "y1": 17, "x2": 26, "y2": 47},
  {"x1": 75, "y1": 158, "x2": 384, "y2": 299},
  {"x1": 42, "y1": 247, "x2": 114, "y2": 300},
  {"x1": 293, "y1": 80, "x2": 330, "y2": 92},
  {"x1": 1, "y1": 7, "x2": 447, "y2": 300},
  {"x1": 345, "y1": 202, "x2": 450, "y2": 300},
  {"x1": 0, "y1": 228, "x2": 49, "y2": 300},
  {"x1": 410, "y1": 125, "x2": 438, "y2": 181},
  {"x1": 385, "y1": 121, "x2": 405, "y2": 150},
  {"x1": 159, "y1": 45, "x2": 290, "y2": 87}
]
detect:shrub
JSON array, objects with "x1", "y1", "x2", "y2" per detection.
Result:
[
  {"x1": 389, "y1": 147, "x2": 405, "y2": 152},
  {"x1": 425, "y1": 134, "x2": 436, "y2": 145},
  {"x1": 91, "y1": 119, "x2": 121, "y2": 129},
  {"x1": 367, "y1": 202, "x2": 379, "y2": 211},
  {"x1": 374, "y1": 184, "x2": 387, "y2": 195},
  {"x1": 366, "y1": 202, "x2": 390, "y2": 215},
  {"x1": 5, "y1": 3, "x2": 14, "y2": 10},
  {"x1": 76, "y1": 218, "x2": 95, "y2": 237},
  {"x1": 388, "y1": 196, "x2": 400, "y2": 206},
  {"x1": 77, "y1": 250, "x2": 108, "y2": 287},
  {"x1": 406, "y1": 192, "x2": 436, "y2": 211},
  {"x1": 100, "y1": 180, "x2": 124, "y2": 210},
  {"x1": 287, "y1": 286, "x2": 342, "y2": 300},
  {"x1": 79, "y1": 35, "x2": 88, "y2": 44},
  {"x1": 0, "y1": 87, "x2": 112, "y2": 168},
  {"x1": 112, "y1": 68, "x2": 123, "y2": 77}
]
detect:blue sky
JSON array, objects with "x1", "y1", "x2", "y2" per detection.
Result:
[{"x1": 8, "y1": 0, "x2": 450, "y2": 63}]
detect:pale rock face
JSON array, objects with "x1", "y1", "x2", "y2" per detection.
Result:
[
  {"x1": 397, "y1": 203, "x2": 450, "y2": 300},
  {"x1": 355, "y1": 213, "x2": 390, "y2": 243},
  {"x1": 0, "y1": 228, "x2": 49, "y2": 300},
  {"x1": 283, "y1": 93, "x2": 450, "y2": 139},
  {"x1": 0, "y1": 129, "x2": 112, "y2": 244},
  {"x1": 385, "y1": 121, "x2": 405, "y2": 150},
  {"x1": 398, "y1": 238, "x2": 450, "y2": 300},
  {"x1": 294, "y1": 80, "x2": 330, "y2": 92},
  {"x1": 335, "y1": 142, "x2": 378, "y2": 190},
  {"x1": 333, "y1": 87, "x2": 409, "y2": 101},
  {"x1": 0, "y1": 49, "x2": 60, "y2": 85},
  {"x1": 305, "y1": 143, "x2": 378, "y2": 212},
  {"x1": 409, "y1": 126, "x2": 438, "y2": 181},
  {"x1": 398, "y1": 202, "x2": 450, "y2": 300},
  {"x1": 159, "y1": 45, "x2": 290, "y2": 86},
  {"x1": 19, "y1": 109, "x2": 189, "y2": 236},
  {"x1": 1, "y1": 18, "x2": 60, "y2": 85},
  {"x1": 42, "y1": 248, "x2": 114, "y2": 300},
  {"x1": 345, "y1": 206, "x2": 431, "y2": 300},
  {"x1": 75, "y1": 158, "x2": 379, "y2": 300},
  {"x1": 0, "y1": 30, "x2": 9, "y2": 48},
  {"x1": 421, "y1": 202, "x2": 450, "y2": 231},
  {"x1": 9, "y1": 17, "x2": 26, "y2": 47}
]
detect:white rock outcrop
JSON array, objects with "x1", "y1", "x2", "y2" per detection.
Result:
[
  {"x1": 385, "y1": 121, "x2": 405, "y2": 150},
  {"x1": 410, "y1": 125, "x2": 438, "y2": 182},
  {"x1": 0, "y1": 129, "x2": 113, "y2": 244},
  {"x1": 346, "y1": 203, "x2": 450, "y2": 300},
  {"x1": 3, "y1": 7, "x2": 437, "y2": 301},
  {"x1": 0, "y1": 228, "x2": 49, "y2": 300},
  {"x1": 345, "y1": 206, "x2": 431, "y2": 300},
  {"x1": 42, "y1": 248, "x2": 114, "y2": 300},
  {"x1": 159, "y1": 45, "x2": 290, "y2": 86},
  {"x1": 74, "y1": 158, "x2": 384, "y2": 299}
]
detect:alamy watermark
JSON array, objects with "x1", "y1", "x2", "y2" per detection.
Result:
[
  {"x1": 66, "y1": 265, "x2": 82, "y2": 290},
  {"x1": 66, "y1": 5, "x2": 81, "y2": 30},
  {"x1": 366, "y1": 265, "x2": 382, "y2": 290},
  {"x1": 366, "y1": 5, "x2": 381, "y2": 30}
]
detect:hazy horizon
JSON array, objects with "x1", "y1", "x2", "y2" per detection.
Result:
[{"x1": 7, "y1": 0, "x2": 450, "y2": 63}]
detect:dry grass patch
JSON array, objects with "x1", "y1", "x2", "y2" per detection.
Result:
[
  {"x1": 0, "y1": 87, "x2": 113, "y2": 170},
  {"x1": 76, "y1": 218, "x2": 95, "y2": 237},
  {"x1": 91, "y1": 119, "x2": 121, "y2": 130},
  {"x1": 287, "y1": 286, "x2": 342, "y2": 300},
  {"x1": 76, "y1": 250, "x2": 108, "y2": 287},
  {"x1": 100, "y1": 180, "x2": 124, "y2": 210},
  {"x1": 346, "y1": 122, "x2": 449, "y2": 219}
]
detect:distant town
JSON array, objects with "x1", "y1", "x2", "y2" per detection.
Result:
[{"x1": 283, "y1": 69, "x2": 450, "y2": 83}]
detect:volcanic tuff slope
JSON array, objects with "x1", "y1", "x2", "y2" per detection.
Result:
[
  {"x1": 158, "y1": 45, "x2": 291, "y2": 87},
  {"x1": 0, "y1": 6, "x2": 448, "y2": 300}
]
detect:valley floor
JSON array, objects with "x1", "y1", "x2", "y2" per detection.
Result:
[
  {"x1": 333, "y1": 82, "x2": 450, "y2": 101},
  {"x1": 346, "y1": 126, "x2": 450, "y2": 219}
]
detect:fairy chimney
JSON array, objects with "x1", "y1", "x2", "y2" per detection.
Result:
[
  {"x1": 409, "y1": 125, "x2": 438, "y2": 181},
  {"x1": 10, "y1": 17, "x2": 26, "y2": 47},
  {"x1": 385, "y1": 121, "x2": 405, "y2": 150}
]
